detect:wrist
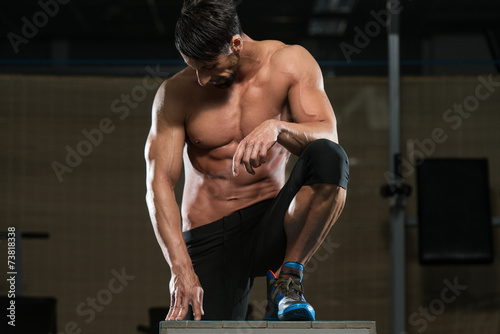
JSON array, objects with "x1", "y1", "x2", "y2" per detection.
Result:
[
  {"x1": 271, "y1": 119, "x2": 284, "y2": 138},
  {"x1": 170, "y1": 261, "x2": 194, "y2": 276}
]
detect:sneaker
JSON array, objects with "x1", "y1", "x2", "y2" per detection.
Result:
[{"x1": 265, "y1": 269, "x2": 315, "y2": 321}]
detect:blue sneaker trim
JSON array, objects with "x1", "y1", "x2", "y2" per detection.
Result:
[{"x1": 282, "y1": 261, "x2": 304, "y2": 271}]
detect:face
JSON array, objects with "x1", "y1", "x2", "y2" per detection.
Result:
[{"x1": 182, "y1": 51, "x2": 240, "y2": 89}]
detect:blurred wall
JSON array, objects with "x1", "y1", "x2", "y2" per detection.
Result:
[{"x1": 1, "y1": 74, "x2": 499, "y2": 334}]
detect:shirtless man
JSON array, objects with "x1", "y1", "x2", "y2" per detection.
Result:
[{"x1": 145, "y1": 0, "x2": 349, "y2": 322}]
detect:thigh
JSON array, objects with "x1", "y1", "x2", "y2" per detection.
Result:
[
  {"x1": 184, "y1": 213, "x2": 260, "y2": 320},
  {"x1": 185, "y1": 236, "x2": 229, "y2": 320}
]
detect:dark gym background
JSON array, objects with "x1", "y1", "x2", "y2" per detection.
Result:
[{"x1": 1, "y1": 1, "x2": 499, "y2": 333}]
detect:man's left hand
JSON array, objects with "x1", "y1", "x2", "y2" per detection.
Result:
[{"x1": 232, "y1": 119, "x2": 280, "y2": 176}]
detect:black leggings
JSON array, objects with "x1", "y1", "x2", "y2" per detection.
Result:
[{"x1": 182, "y1": 139, "x2": 349, "y2": 320}]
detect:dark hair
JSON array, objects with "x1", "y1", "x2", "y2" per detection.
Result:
[{"x1": 175, "y1": 0, "x2": 242, "y2": 62}]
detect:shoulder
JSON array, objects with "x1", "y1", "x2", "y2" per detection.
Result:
[
  {"x1": 268, "y1": 44, "x2": 322, "y2": 82},
  {"x1": 153, "y1": 68, "x2": 197, "y2": 122},
  {"x1": 158, "y1": 68, "x2": 196, "y2": 101},
  {"x1": 270, "y1": 44, "x2": 318, "y2": 68},
  {"x1": 271, "y1": 44, "x2": 313, "y2": 61}
]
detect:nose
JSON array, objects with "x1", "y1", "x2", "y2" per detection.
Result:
[{"x1": 196, "y1": 69, "x2": 211, "y2": 86}]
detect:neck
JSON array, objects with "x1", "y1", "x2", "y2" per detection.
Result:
[{"x1": 235, "y1": 34, "x2": 263, "y2": 82}]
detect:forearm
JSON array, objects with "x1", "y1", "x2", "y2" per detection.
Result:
[
  {"x1": 275, "y1": 119, "x2": 338, "y2": 156},
  {"x1": 146, "y1": 183, "x2": 193, "y2": 274}
]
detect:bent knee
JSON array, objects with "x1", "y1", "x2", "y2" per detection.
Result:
[{"x1": 301, "y1": 139, "x2": 350, "y2": 189}]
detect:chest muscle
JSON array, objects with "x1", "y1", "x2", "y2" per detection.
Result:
[{"x1": 185, "y1": 82, "x2": 289, "y2": 151}]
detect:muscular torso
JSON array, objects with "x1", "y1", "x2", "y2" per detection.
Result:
[{"x1": 173, "y1": 41, "x2": 294, "y2": 230}]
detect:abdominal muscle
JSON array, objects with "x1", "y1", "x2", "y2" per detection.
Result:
[{"x1": 181, "y1": 143, "x2": 289, "y2": 231}]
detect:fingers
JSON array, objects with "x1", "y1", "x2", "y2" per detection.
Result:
[
  {"x1": 175, "y1": 291, "x2": 189, "y2": 320},
  {"x1": 232, "y1": 119, "x2": 278, "y2": 176},
  {"x1": 232, "y1": 141, "x2": 245, "y2": 177},
  {"x1": 191, "y1": 287, "x2": 204, "y2": 321},
  {"x1": 166, "y1": 292, "x2": 180, "y2": 320},
  {"x1": 166, "y1": 294, "x2": 175, "y2": 320},
  {"x1": 233, "y1": 140, "x2": 269, "y2": 176},
  {"x1": 167, "y1": 283, "x2": 204, "y2": 321},
  {"x1": 249, "y1": 142, "x2": 264, "y2": 167},
  {"x1": 233, "y1": 140, "x2": 255, "y2": 176},
  {"x1": 256, "y1": 142, "x2": 268, "y2": 165},
  {"x1": 242, "y1": 142, "x2": 256, "y2": 175},
  {"x1": 166, "y1": 291, "x2": 189, "y2": 321}
]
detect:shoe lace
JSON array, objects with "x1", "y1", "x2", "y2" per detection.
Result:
[{"x1": 271, "y1": 277, "x2": 304, "y2": 301}]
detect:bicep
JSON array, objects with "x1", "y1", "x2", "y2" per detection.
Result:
[{"x1": 284, "y1": 46, "x2": 336, "y2": 125}]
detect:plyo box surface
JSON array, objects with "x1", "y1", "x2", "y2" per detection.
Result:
[{"x1": 160, "y1": 321, "x2": 376, "y2": 334}]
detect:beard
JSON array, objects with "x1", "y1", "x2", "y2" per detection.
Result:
[
  {"x1": 214, "y1": 74, "x2": 236, "y2": 89},
  {"x1": 214, "y1": 53, "x2": 240, "y2": 89}
]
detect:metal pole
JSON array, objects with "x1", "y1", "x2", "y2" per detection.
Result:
[{"x1": 388, "y1": 1, "x2": 405, "y2": 334}]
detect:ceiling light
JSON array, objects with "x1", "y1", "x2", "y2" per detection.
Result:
[{"x1": 313, "y1": 0, "x2": 356, "y2": 14}]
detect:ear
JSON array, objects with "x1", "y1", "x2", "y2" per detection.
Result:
[{"x1": 230, "y1": 35, "x2": 243, "y2": 53}]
